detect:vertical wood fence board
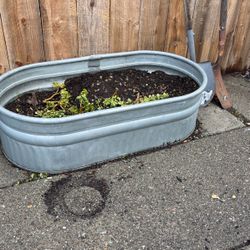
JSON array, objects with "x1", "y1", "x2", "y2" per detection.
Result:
[
  {"x1": 0, "y1": 14, "x2": 9, "y2": 73},
  {"x1": 164, "y1": 0, "x2": 187, "y2": 56},
  {"x1": 199, "y1": 0, "x2": 220, "y2": 62},
  {"x1": 138, "y1": 0, "x2": 169, "y2": 51},
  {"x1": 221, "y1": 0, "x2": 242, "y2": 70},
  {"x1": 138, "y1": 0, "x2": 160, "y2": 50},
  {"x1": 226, "y1": 0, "x2": 250, "y2": 71},
  {"x1": 110, "y1": 0, "x2": 141, "y2": 52},
  {"x1": 153, "y1": 0, "x2": 170, "y2": 51},
  {"x1": 206, "y1": 5, "x2": 220, "y2": 63},
  {"x1": 0, "y1": 0, "x2": 44, "y2": 68},
  {"x1": 40, "y1": 0, "x2": 78, "y2": 60},
  {"x1": 192, "y1": 0, "x2": 209, "y2": 62},
  {"x1": 189, "y1": 0, "x2": 198, "y2": 18},
  {"x1": 77, "y1": 0, "x2": 110, "y2": 56},
  {"x1": 235, "y1": 0, "x2": 250, "y2": 71}
]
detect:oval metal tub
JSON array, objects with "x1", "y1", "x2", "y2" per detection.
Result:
[{"x1": 0, "y1": 51, "x2": 207, "y2": 173}]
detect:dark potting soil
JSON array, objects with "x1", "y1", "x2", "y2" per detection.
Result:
[{"x1": 5, "y1": 69, "x2": 199, "y2": 117}]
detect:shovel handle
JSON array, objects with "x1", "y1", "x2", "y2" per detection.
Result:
[
  {"x1": 218, "y1": 0, "x2": 227, "y2": 61},
  {"x1": 183, "y1": 0, "x2": 196, "y2": 62},
  {"x1": 220, "y1": 0, "x2": 227, "y2": 31},
  {"x1": 184, "y1": 0, "x2": 192, "y2": 30}
]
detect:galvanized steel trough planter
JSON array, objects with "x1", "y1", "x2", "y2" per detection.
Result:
[{"x1": 0, "y1": 51, "x2": 207, "y2": 173}]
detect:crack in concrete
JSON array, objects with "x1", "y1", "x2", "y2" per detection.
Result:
[{"x1": 227, "y1": 107, "x2": 250, "y2": 126}]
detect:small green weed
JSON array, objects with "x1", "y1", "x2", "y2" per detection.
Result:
[
  {"x1": 29, "y1": 172, "x2": 48, "y2": 181},
  {"x1": 137, "y1": 92, "x2": 169, "y2": 103},
  {"x1": 15, "y1": 172, "x2": 49, "y2": 186},
  {"x1": 35, "y1": 82, "x2": 169, "y2": 118},
  {"x1": 76, "y1": 89, "x2": 95, "y2": 112}
]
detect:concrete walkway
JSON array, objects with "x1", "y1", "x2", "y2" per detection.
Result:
[{"x1": 0, "y1": 74, "x2": 249, "y2": 250}]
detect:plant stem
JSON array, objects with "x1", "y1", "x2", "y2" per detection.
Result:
[{"x1": 43, "y1": 89, "x2": 60, "y2": 103}]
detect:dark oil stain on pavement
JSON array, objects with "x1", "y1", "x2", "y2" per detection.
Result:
[{"x1": 43, "y1": 173, "x2": 109, "y2": 221}]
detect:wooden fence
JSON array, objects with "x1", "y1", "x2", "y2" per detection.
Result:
[{"x1": 0, "y1": 0, "x2": 249, "y2": 74}]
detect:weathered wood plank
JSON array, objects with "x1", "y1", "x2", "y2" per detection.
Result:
[
  {"x1": 138, "y1": 0, "x2": 169, "y2": 51},
  {"x1": 110, "y1": 0, "x2": 141, "y2": 52},
  {"x1": 189, "y1": 0, "x2": 198, "y2": 19},
  {"x1": 77, "y1": 0, "x2": 110, "y2": 56},
  {"x1": 0, "y1": 14, "x2": 9, "y2": 73},
  {"x1": 192, "y1": 0, "x2": 210, "y2": 62},
  {"x1": 164, "y1": 0, "x2": 187, "y2": 56},
  {"x1": 221, "y1": 0, "x2": 242, "y2": 70},
  {"x1": 199, "y1": 0, "x2": 220, "y2": 62},
  {"x1": 206, "y1": 3, "x2": 220, "y2": 63},
  {"x1": 40, "y1": 0, "x2": 78, "y2": 60},
  {"x1": 0, "y1": 0, "x2": 44, "y2": 68},
  {"x1": 226, "y1": 0, "x2": 250, "y2": 71}
]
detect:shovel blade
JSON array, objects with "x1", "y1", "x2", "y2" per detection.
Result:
[{"x1": 198, "y1": 62, "x2": 215, "y2": 106}]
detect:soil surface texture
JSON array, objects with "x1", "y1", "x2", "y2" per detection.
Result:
[{"x1": 5, "y1": 69, "x2": 199, "y2": 117}]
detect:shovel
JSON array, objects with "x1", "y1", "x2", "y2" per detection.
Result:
[
  {"x1": 214, "y1": 0, "x2": 232, "y2": 109},
  {"x1": 183, "y1": 0, "x2": 215, "y2": 106}
]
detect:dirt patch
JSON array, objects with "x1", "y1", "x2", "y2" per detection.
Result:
[
  {"x1": 5, "y1": 69, "x2": 199, "y2": 117},
  {"x1": 43, "y1": 173, "x2": 109, "y2": 221}
]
